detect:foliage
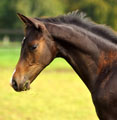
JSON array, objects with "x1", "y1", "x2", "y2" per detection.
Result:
[
  {"x1": 0, "y1": 0, "x2": 18, "y2": 28},
  {"x1": 0, "y1": 0, "x2": 117, "y2": 30},
  {"x1": 17, "y1": 0, "x2": 65, "y2": 17},
  {"x1": 64, "y1": 0, "x2": 117, "y2": 30},
  {"x1": 0, "y1": 0, "x2": 65, "y2": 29}
]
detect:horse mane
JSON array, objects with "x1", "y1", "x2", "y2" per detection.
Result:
[{"x1": 37, "y1": 10, "x2": 117, "y2": 44}]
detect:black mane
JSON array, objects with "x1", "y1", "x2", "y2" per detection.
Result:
[{"x1": 37, "y1": 10, "x2": 117, "y2": 44}]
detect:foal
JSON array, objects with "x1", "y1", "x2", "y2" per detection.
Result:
[{"x1": 11, "y1": 11, "x2": 117, "y2": 120}]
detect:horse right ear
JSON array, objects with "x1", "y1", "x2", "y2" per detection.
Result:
[
  {"x1": 17, "y1": 13, "x2": 34, "y2": 27},
  {"x1": 17, "y1": 13, "x2": 46, "y2": 32}
]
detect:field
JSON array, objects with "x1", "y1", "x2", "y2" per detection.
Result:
[{"x1": 0, "y1": 42, "x2": 98, "y2": 120}]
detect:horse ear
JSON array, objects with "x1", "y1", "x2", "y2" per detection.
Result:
[
  {"x1": 17, "y1": 13, "x2": 33, "y2": 26},
  {"x1": 17, "y1": 13, "x2": 46, "y2": 32}
]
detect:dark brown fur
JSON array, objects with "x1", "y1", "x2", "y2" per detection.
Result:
[{"x1": 98, "y1": 51, "x2": 117, "y2": 74}]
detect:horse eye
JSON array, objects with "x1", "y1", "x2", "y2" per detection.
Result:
[{"x1": 29, "y1": 44, "x2": 38, "y2": 51}]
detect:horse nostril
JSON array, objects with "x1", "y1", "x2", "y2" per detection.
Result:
[{"x1": 12, "y1": 79, "x2": 18, "y2": 91}]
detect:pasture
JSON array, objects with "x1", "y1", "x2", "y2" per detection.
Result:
[{"x1": 0, "y1": 42, "x2": 98, "y2": 120}]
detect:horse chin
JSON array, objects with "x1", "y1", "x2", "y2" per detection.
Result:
[{"x1": 22, "y1": 80, "x2": 30, "y2": 91}]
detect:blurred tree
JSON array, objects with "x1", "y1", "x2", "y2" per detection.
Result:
[
  {"x1": 63, "y1": 0, "x2": 117, "y2": 30},
  {"x1": 0, "y1": 0, "x2": 65, "y2": 29},
  {"x1": 105, "y1": 0, "x2": 117, "y2": 30},
  {"x1": 0, "y1": 0, "x2": 117, "y2": 30},
  {"x1": 16, "y1": 0, "x2": 65, "y2": 28},
  {"x1": 17, "y1": 0, "x2": 65, "y2": 17},
  {"x1": 0, "y1": 0, "x2": 18, "y2": 28}
]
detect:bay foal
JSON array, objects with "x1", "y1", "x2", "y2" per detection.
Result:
[{"x1": 11, "y1": 11, "x2": 117, "y2": 120}]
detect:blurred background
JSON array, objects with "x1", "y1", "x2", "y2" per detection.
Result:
[{"x1": 0, "y1": 0, "x2": 117, "y2": 120}]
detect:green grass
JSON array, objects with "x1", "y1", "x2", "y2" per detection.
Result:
[
  {"x1": 0, "y1": 69, "x2": 98, "y2": 120},
  {"x1": 0, "y1": 42, "x2": 71, "y2": 69},
  {"x1": 0, "y1": 42, "x2": 20, "y2": 68},
  {"x1": 0, "y1": 42, "x2": 98, "y2": 120}
]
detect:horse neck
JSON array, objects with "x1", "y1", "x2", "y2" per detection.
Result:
[
  {"x1": 55, "y1": 37, "x2": 98, "y2": 92},
  {"x1": 45, "y1": 22, "x2": 114, "y2": 92}
]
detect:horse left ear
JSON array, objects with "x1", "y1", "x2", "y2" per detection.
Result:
[
  {"x1": 29, "y1": 17, "x2": 46, "y2": 32},
  {"x1": 17, "y1": 13, "x2": 46, "y2": 31}
]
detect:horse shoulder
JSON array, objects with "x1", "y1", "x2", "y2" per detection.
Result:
[{"x1": 92, "y1": 65, "x2": 117, "y2": 119}]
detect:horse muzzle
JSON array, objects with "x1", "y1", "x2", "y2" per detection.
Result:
[{"x1": 10, "y1": 78, "x2": 30, "y2": 92}]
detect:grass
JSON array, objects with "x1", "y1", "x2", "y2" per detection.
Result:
[
  {"x1": 0, "y1": 42, "x2": 98, "y2": 120},
  {"x1": 0, "y1": 42, "x2": 71, "y2": 69}
]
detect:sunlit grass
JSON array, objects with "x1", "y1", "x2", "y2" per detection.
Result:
[
  {"x1": 0, "y1": 42, "x2": 98, "y2": 120},
  {"x1": 0, "y1": 68, "x2": 98, "y2": 120}
]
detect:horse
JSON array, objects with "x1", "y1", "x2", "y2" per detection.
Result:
[{"x1": 10, "y1": 10, "x2": 117, "y2": 120}]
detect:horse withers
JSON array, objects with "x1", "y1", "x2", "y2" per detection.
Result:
[{"x1": 11, "y1": 11, "x2": 117, "y2": 119}]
